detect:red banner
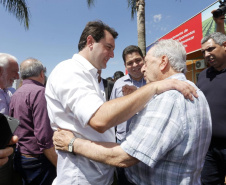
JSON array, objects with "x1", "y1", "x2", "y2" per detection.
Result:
[{"x1": 159, "y1": 13, "x2": 203, "y2": 54}]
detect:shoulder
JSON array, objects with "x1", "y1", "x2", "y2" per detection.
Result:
[{"x1": 114, "y1": 75, "x2": 130, "y2": 86}]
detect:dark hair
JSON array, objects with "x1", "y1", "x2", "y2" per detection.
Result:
[
  {"x1": 78, "y1": 20, "x2": 118, "y2": 51},
  {"x1": 106, "y1": 77, "x2": 113, "y2": 81},
  {"x1": 201, "y1": 32, "x2": 226, "y2": 46},
  {"x1": 114, "y1": 71, "x2": 124, "y2": 81},
  {"x1": 122, "y1": 45, "x2": 143, "y2": 64}
]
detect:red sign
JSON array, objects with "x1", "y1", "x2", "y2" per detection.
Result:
[{"x1": 159, "y1": 13, "x2": 203, "y2": 54}]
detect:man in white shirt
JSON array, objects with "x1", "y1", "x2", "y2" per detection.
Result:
[{"x1": 46, "y1": 21, "x2": 198, "y2": 185}]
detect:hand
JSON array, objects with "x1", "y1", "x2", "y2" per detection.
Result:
[
  {"x1": 212, "y1": 9, "x2": 225, "y2": 25},
  {"x1": 53, "y1": 129, "x2": 75, "y2": 152},
  {"x1": 122, "y1": 85, "x2": 137, "y2": 96},
  {"x1": 152, "y1": 79, "x2": 198, "y2": 101},
  {"x1": 0, "y1": 135, "x2": 18, "y2": 166}
]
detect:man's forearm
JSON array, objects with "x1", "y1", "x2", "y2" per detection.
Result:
[
  {"x1": 89, "y1": 79, "x2": 197, "y2": 133},
  {"x1": 216, "y1": 23, "x2": 226, "y2": 35},
  {"x1": 73, "y1": 138, "x2": 139, "y2": 168},
  {"x1": 43, "y1": 146, "x2": 58, "y2": 167}
]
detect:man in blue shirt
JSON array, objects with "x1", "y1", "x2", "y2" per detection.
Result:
[
  {"x1": 111, "y1": 45, "x2": 146, "y2": 143},
  {"x1": 111, "y1": 45, "x2": 146, "y2": 184}
]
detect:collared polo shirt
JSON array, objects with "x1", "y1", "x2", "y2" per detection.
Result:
[{"x1": 110, "y1": 74, "x2": 146, "y2": 141}]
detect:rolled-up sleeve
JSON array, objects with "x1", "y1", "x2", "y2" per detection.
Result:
[{"x1": 33, "y1": 88, "x2": 54, "y2": 151}]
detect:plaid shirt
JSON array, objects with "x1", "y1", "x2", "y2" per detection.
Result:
[{"x1": 121, "y1": 73, "x2": 212, "y2": 185}]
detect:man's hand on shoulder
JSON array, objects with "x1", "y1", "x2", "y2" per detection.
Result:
[{"x1": 152, "y1": 79, "x2": 198, "y2": 101}]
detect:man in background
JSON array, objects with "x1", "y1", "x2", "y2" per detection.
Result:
[
  {"x1": 110, "y1": 45, "x2": 146, "y2": 184},
  {"x1": 97, "y1": 69, "x2": 114, "y2": 101},
  {"x1": 9, "y1": 58, "x2": 57, "y2": 185},
  {"x1": 111, "y1": 45, "x2": 146, "y2": 144},
  {"x1": 0, "y1": 53, "x2": 20, "y2": 185},
  {"x1": 113, "y1": 71, "x2": 124, "y2": 82},
  {"x1": 198, "y1": 32, "x2": 226, "y2": 185},
  {"x1": 0, "y1": 53, "x2": 19, "y2": 115}
]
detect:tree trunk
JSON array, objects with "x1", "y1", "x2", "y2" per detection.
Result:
[{"x1": 136, "y1": 0, "x2": 146, "y2": 56}]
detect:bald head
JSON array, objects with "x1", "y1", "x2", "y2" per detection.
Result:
[
  {"x1": 20, "y1": 58, "x2": 45, "y2": 79},
  {"x1": 20, "y1": 58, "x2": 46, "y2": 85}
]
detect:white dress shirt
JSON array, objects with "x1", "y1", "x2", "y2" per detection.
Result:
[{"x1": 45, "y1": 54, "x2": 115, "y2": 185}]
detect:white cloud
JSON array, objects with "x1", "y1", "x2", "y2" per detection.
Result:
[{"x1": 153, "y1": 14, "x2": 162, "y2": 23}]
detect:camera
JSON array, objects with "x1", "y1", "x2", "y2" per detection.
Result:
[{"x1": 213, "y1": 0, "x2": 226, "y2": 18}]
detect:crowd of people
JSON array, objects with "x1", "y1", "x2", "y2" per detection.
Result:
[{"x1": 0, "y1": 10, "x2": 226, "y2": 185}]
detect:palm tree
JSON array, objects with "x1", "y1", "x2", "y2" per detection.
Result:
[
  {"x1": 0, "y1": 0, "x2": 30, "y2": 29},
  {"x1": 87, "y1": 0, "x2": 146, "y2": 56},
  {"x1": 128, "y1": 0, "x2": 146, "y2": 55}
]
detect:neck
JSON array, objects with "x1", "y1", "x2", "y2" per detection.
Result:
[{"x1": 26, "y1": 77, "x2": 44, "y2": 85}]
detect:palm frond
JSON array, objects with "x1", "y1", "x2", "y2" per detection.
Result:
[
  {"x1": 0, "y1": 0, "x2": 30, "y2": 29},
  {"x1": 87, "y1": 0, "x2": 95, "y2": 8},
  {"x1": 127, "y1": 0, "x2": 137, "y2": 20}
]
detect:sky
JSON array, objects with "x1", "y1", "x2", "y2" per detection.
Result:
[{"x1": 0, "y1": 0, "x2": 218, "y2": 79}]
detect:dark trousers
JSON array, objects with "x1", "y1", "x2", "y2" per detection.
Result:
[
  {"x1": 201, "y1": 146, "x2": 226, "y2": 185},
  {"x1": 14, "y1": 151, "x2": 56, "y2": 185},
  {"x1": 0, "y1": 153, "x2": 22, "y2": 185}
]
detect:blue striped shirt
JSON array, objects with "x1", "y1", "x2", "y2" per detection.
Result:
[{"x1": 121, "y1": 73, "x2": 212, "y2": 185}]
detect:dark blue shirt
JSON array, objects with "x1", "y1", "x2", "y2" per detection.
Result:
[{"x1": 197, "y1": 67, "x2": 226, "y2": 147}]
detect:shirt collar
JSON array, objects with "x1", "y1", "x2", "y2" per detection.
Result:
[
  {"x1": 72, "y1": 54, "x2": 98, "y2": 79},
  {"x1": 208, "y1": 66, "x2": 226, "y2": 74},
  {"x1": 167, "y1": 73, "x2": 186, "y2": 81},
  {"x1": 22, "y1": 79, "x2": 44, "y2": 87}
]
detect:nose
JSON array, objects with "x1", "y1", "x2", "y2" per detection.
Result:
[
  {"x1": 109, "y1": 50, "x2": 114, "y2": 58},
  {"x1": 203, "y1": 51, "x2": 210, "y2": 58},
  {"x1": 132, "y1": 62, "x2": 138, "y2": 68},
  {"x1": 141, "y1": 64, "x2": 145, "y2": 73}
]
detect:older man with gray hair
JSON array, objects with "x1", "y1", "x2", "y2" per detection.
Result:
[
  {"x1": 0, "y1": 53, "x2": 20, "y2": 185},
  {"x1": 53, "y1": 39, "x2": 212, "y2": 185},
  {"x1": 0, "y1": 53, "x2": 19, "y2": 115},
  {"x1": 9, "y1": 58, "x2": 57, "y2": 185}
]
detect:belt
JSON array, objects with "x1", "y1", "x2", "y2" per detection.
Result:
[{"x1": 21, "y1": 153, "x2": 40, "y2": 158}]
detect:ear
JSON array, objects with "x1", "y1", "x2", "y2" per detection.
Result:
[
  {"x1": 40, "y1": 70, "x2": 45, "y2": 78},
  {"x1": 222, "y1": 41, "x2": 226, "y2": 51},
  {"x1": 87, "y1": 35, "x2": 94, "y2": 49},
  {"x1": 0, "y1": 67, "x2": 2, "y2": 76},
  {"x1": 159, "y1": 55, "x2": 169, "y2": 71}
]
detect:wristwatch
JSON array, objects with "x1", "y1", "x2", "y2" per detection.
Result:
[{"x1": 68, "y1": 137, "x2": 76, "y2": 153}]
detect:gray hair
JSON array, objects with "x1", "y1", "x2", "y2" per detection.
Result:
[
  {"x1": 151, "y1": 39, "x2": 187, "y2": 73},
  {"x1": 201, "y1": 32, "x2": 226, "y2": 45},
  {"x1": 20, "y1": 58, "x2": 46, "y2": 79},
  {"x1": 0, "y1": 53, "x2": 18, "y2": 69}
]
